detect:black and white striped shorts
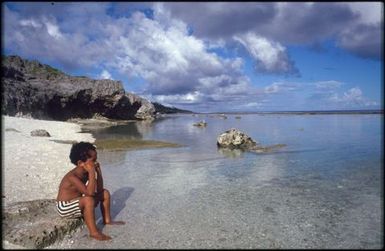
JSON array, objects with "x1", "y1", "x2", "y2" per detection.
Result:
[{"x1": 56, "y1": 199, "x2": 82, "y2": 218}]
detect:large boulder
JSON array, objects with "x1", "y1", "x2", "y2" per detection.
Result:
[
  {"x1": 2, "y1": 55, "x2": 155, "y2": 121},
  {"x1": 217, "y1": 128, "x2": 258, "y2": 150},
  {"x1": 217, "y1": 128, "x2": 287, "y2": 153}
]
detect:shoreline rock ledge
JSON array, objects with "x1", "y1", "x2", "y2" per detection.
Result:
[
  {"x1": 3, "y1": 199, "x2": 83, "y2": 249},
  {"x1": 2, "y1": 55, "x2": 155, "y2": 121},
  {"x1": 217, "y1": 128, "x2": 286, "y2": 153}
]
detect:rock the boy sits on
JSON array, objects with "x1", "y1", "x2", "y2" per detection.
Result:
[{"x1": 56, "y1": 142, "x2": 125, "y2": 241}]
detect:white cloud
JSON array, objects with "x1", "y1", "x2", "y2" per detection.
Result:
[
  {"x1": 161, "y1": 2, "x2": 383, "y2": 59},
  {"x1": 324, "y1": 87, "x2": 378, "y2": 107},
  {"x1": 103, "y1": 10, "x2": 250, "y2": 98},
  {"x1": 315, "y1": 80, "x2": 343, "y2": 90},
  {"x1": 242, "y1": 102, "x2": 263, "y2": 108},
  {"x1": 264, "y1": 82, "x2": 299, "y2": 94},
  {"x1": 98, "y1": 70, "x2": 113, "y2": 80},
  {"x1": 233, "y1": 32, "x2": 298, "y2": 74},
  {"x1": 44, "y1": 20, "x2": 63, "y2": 39},
  {"x1": 342, "y1": 87, "x2": 362, "y2": 102},
  {"x1": 18, "y1": 17, "x2": 63, "y2": 39},
  {"x1": 19, "y1": 19, "x2": 42, "y2": 28},
  {"x1": 145, "y1": 91, "x2": 204, "y2": 105}
]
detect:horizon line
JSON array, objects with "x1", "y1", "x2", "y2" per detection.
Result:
[{"x1": 191, "y1": 109, "x2": 383, "y2": 114}]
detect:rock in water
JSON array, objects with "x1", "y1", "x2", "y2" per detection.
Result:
[
  {"x1": 217, "y1": 128, "x2": 258, "y2": 150},
  {"x1": 217, "y1": 128, "x2": 287, "y2": 153},
  {"x1": 30, "y1": 129, "x2": 51, "y2": 137},
  {"x1": 193, "y1": 121, "x2": 207, "y2": 127}
]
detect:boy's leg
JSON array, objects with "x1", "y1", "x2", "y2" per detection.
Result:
[
  {"x1": 79, "y1": 196, "x2": 112, "y2": 240},
  {"x1": 99, "y1": 189, "x2": 125, "y2": 225}
]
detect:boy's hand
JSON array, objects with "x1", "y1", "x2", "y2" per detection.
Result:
[{"x1": 83, "y1": 159, "x2": 95, "y2": 173}]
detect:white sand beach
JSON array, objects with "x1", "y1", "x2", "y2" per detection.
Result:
[{"x1": 2, "y1": 115, "x2": 95, "y2": 206}]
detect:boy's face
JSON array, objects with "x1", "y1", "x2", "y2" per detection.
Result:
[{"x1": 88, "y1": 149, "x2": 97, "y2": 161}]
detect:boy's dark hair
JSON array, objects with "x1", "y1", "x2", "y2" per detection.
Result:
[{"x1": 69, "y1": 142, "x2": 96, "y2": 165}]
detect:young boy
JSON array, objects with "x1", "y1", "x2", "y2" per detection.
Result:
[{"x1": 56, "y1": 142, "x2": 125, "y2": 241}]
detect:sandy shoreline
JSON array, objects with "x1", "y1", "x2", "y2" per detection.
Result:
[{"x1": 2, "y1": 115, "x2": 95, "y2": 207}]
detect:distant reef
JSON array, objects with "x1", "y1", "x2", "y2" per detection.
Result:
[
  {"x1": 152, "y1": 102, "x2": 193, "y2": 114},
  {"x1": 2, "y1": 55, "x2": 190, "y2": 121}
]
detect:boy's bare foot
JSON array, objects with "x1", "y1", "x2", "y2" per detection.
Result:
[
  {"x1": 104, "y1": 220, "x2": 125, "y2": 225},
  {"x1": 89, "y1": 232, "x2": 112, "y2": 241}
]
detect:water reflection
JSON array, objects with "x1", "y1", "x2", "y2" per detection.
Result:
[
  {"x1": 217, "y1": 148, "x2": 244, "y2": 158},
  {"x1": 91, "y1": 122, "x2": 143, "y2": 140},
  {"x1": 135, "y1": 119, "x2": 156, "y2": 136}
]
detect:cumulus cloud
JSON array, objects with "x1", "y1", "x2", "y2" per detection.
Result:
[
  {"x1": 160, "y1": 2, "x2": 383, "y2": 60},
  {"x1": 3, "y1": 5, "x2": 112, "y2": 69},
  {"x1": 104, "y1": 10, "x2": 250, "y2": 99},
  {"x1": 234, "y1": 32, "x2": 299, "y2": 75},
  {"x1": 4, "y1": 3, "x2": 259, "y2": 112},
  {"x1": 262, "y1": 80, "x2": 379, "y2": 110},
  {"x1": 307, "y1": 84, "x2": 378, "y2": 109},
  {"x1": 338, "y1": 23, "x2": 382, "y2": 59},
  {"x1": 157, "y1": 2, "x2": 276, "y2": 39},
  {"x1": 98, "y1": 70, "x2": 113, "y2": 80},
  {"x1": 315, "y1": 80, "x2": 343, "y2": 90},
  {"x1": 264, "y1": 82, "x2": 299, "y2": 94},
  {"x1": 331, "y1": 87, "x2": 378, "y2": 107}
]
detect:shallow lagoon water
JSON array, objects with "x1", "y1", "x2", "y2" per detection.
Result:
[{"x1": 49, "y1": 114, "x2": 383, "y2": 249}]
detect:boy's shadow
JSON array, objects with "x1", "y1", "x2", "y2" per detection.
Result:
[{"x1": 95, "y1": 186, "x2": 134, "y2": 230}]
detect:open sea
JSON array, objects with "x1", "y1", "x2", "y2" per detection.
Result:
[{"x1": 49, "y1": 113, "x2": 383, "y2": 249}]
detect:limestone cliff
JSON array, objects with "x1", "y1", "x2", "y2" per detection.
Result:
[{"x1": 2, "y1": 55, "x2": 155, "y2": 120}]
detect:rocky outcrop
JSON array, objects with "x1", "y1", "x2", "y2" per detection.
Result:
[
  {"x1": 2, "y1": 199, "x2": 83, "y2": 249},
  {"x1": 152, "y1": 102, "x2": 193, "y2": 114},
  {"x1": 217, "y1": 128, "x2": 286, "y2": 153},
  {"x1": 2, "y1": 55, "x2": 155, "y2": 121},
  {"x1": 217, "y1": 128, "x2": 258, "y2": 150}
]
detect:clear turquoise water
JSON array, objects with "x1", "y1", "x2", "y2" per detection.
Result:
[{"x1": 55, "y1": 114, "x2": 383, "y2": 249}]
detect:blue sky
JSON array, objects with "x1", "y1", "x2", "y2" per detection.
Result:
[{"x1": 2, "y1": 2, "x2": 383, "y2": 112}]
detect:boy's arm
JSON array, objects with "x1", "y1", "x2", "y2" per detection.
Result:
[
  {"x1": 95, "y1": 162, "x2": 104, "y2": 193},
  {"x1": 68, "y1": 171, "x2": 96, "y2": 197},
  {"x1": 69, "y1": 159, "x2": 97, "y2": 197}
]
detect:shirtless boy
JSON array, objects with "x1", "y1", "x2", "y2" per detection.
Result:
[{"x1": 56, "y1": 142, "x2": 125, "y2": 241}]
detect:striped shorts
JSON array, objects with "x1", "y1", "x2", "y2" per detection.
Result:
[{"x1": 56, "y1": 199, "x2": 82, "y2": 218}]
